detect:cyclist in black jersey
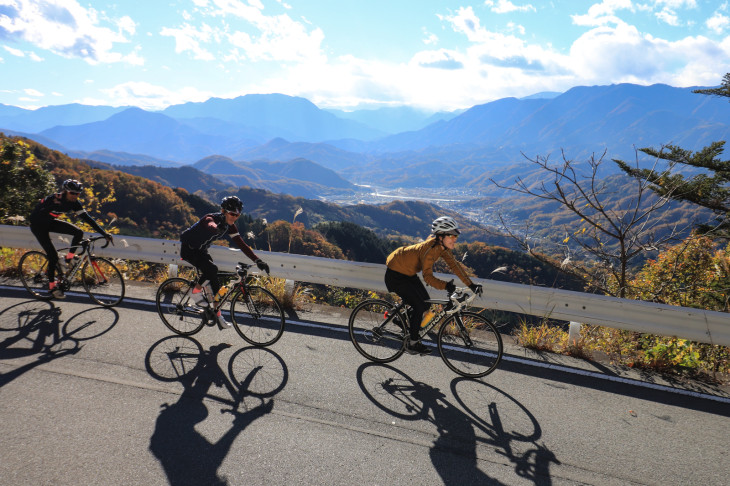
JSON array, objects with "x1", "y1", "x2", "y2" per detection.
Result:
[
  {"x1": 180, "y1": 195, "x2": 270, "y2": 329},
  {"x1": 29, "y1": 179, "x2": 113, "y2": 298}
]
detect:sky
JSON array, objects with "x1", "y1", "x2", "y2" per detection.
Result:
[{"x1": 1, "y1": 0, "x2": 730, "y2": 112}]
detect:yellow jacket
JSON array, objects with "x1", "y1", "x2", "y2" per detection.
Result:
[{"x1": 386, "y1": 237, "x2": 474, "y2": 290}]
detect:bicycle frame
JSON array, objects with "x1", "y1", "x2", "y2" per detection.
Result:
[
  {"x1": 181, "y1": 263, "x2": 250, "y2": 314},
  {"x1": 56, "y1": 237, "x2": 108, "y2": 287},
  {"x1": 381, "y1": 288, "x2": 478, "y2": 343},
  {"x1": 418, "y1": 289, "x2": 478, "y2": 341}
]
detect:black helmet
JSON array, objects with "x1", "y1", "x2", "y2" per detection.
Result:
[
  {"x1": 431, "y1": 216, "x2": 460, "y2": 236},
  {"x1": 62, "y1": 179, "x2": 83, "y2": 193},
  {"x1": 221, "y1": 195, "x2": 243, "y2": 213}
]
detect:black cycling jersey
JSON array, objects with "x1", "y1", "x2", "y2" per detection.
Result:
[
  {"x1": 30, "y1": 193, "x2": 105, "y2": 234},
  {"x1": 181, "y1": 212, "x2": 258, "y2": 261}
]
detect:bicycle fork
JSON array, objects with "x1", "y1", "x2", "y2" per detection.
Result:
[{"x1": 452, "y1": 315, "x2": 474, "y2": 347}]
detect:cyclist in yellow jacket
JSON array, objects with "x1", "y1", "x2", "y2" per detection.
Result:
[{"x1": 385, "y1": 216, "x2": 482, "y2": 355}]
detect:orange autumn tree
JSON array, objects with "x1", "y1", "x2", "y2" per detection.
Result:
[{"x1": 627, "y1": 235, "x2": 730, "y2": 312}]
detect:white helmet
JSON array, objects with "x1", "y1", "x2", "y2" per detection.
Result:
[{"x1": 431, "y1": 216, "x2": 460, "y2": 236}]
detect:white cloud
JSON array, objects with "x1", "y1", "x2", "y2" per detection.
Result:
[
  {"x1": 161, "y1": 0, "x2": 325, "y2": 64},
  {"x1": 422, "y1": 28, "x2": 439, "y2": 46},
  {"x1": 24, "y1": 88, "x2": 43, "y2": 97},
  {"x1": 655, "y1": 9, "x2": 680, "y2": 26},
  {"x1": 651, "y1": 0, "x2": 697, "y2": 8},
  {"x1": 0, "y1": 0, "x2": 141, "y2": 65},
  {"x1": 160, "y1": 23, "x2": 217, "y2": 61},
  {"x1": 707, "y1": 13, "x2": 730, "y2": 34},
  {"x1": 484, "y1": 1, "x2": 536, "y2": 14},
  {"x1": 96, "y1": 81, "x2": 214, "y2": 110},
  {"x1": 3, "y1": 45, "x2": 24, "y2": 57},
  {"x1": 226, "y1": 15, "x2": 325, "y2": 62},
  {"x1": 569, "y1": 19, "x2": 730, "y2": 87},
  {"x1": 506, "y1": 22, "x2": 526, "y2": 35},
  {"x1": 572, "y1": 0, "x2": 634, "y2": 27}
]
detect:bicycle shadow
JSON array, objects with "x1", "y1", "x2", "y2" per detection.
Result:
[
  {"x1": 147, "y1": 336, "x2": 286, "y2": 486},
  {"x1": 0, "y1": 300, "x2": 120, "y2": 387},
  {"x1": 450, "y1": 378, "x2": 560, "y2": 485},
  {"x1": 356, "y1": 363, "x2": 560, "y2": 486}
]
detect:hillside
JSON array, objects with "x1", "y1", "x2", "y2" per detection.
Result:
[{"x1": 2, "y1": 133, "x2": 584, "y2": 289}]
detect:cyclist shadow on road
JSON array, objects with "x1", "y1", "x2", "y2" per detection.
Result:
[
  {"x1": 147, "y1": 336, "x2": 286, "y2": 486},
  {"x1": 0, "y1": 300, "x2": 119, "y2": 387},
  {"x1": 357, "y1": 363, "x2": 560, "y2": 486}
]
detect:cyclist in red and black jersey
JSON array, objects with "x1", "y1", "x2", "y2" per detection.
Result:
[
  {"x1": 29, "y1": 179, "x2": 113, "y2": 299},
  {"x1": 180, "y1": 195, "x2": 270, "y2": 329}
]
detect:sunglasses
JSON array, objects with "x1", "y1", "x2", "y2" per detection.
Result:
[
  {"x1": 67, "y1": 191, "x2": 81, "y2": 196},
  {"x1": 225, "y1": 211, "x2": 241, "y2": 217}
]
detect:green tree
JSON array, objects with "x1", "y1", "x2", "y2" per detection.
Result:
[
  {"x1": 0, "y1": 136, "x2": 56, "y2": 223},
  {"x1": 614, "y1": 73, "x2": 730, "y2": 239}
]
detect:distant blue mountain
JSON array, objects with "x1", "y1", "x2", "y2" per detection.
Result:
[
  {"x1": 233, "y1": 137, "x2": 368, "y2": 171},
  {"x1": 325, "y1": 105, "x2": 461, "y2": 134},
  {"x1": 161, "y1": 93, "x2": 385, "y2": 142},
  {"x1": 366, "y1": 84, "x2": 730, "y2": 154},
  {"x1": 40, "y1": 107, "x2": 230, "y2": 163},
  {"x1": 0, "y1": 103, "x2": 125, "y2": 132},
  {"x1": 191, "y1": 154, "x2": 355, "y2": 197}
]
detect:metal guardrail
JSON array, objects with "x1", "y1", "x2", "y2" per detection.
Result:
[{"x1": 1, "y1": 224, "x2": 728, "y2": 346}]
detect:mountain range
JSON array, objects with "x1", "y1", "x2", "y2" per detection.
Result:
[{"x1": 2, "y1": 83, "x2": 729, "y2": 198}]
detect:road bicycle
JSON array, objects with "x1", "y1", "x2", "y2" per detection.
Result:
[
  {"x1": 18, "y1": 235, "x2": 125, "y2": 307},
  {"x1": 155, "y1": 262, "x2": 285, "y2": 346},
  {"x1": 348, "y1": 287, "x2": 503, "y2": 378}
]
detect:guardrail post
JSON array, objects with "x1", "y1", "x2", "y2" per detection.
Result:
[
  {"x1": 169, "y1": 264, "x2": 178, "y2": 278},
  {"x1": 285, "y1": 279, "x2": 295, "y2": 300},
  {"x1": 568, "y1": 321, "x2": 582, "y2": 345}
]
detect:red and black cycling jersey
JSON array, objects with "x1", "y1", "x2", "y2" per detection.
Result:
[
  {"x1": 181, "y1": 212, "x2": 258, "y2": 261},
  {"x1": 29, "y1": 193, "x2": 105, "y2": 234}
]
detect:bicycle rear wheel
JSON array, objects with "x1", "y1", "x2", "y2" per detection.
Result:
[
  {"x1": 156, "y1": 278, "x2": 206, "y2": 336},
  {"x1": 18, "y1": 251, "x2": 54, "y2": 299},
  {"x1": 438, "y1": 312, "x2": 503, "y2": 378},
  {"x1": 230, "y1": 286, "x2": 285, "y2": 346},
  {"x1": 81, "y1": 257, "x2": 125, "y2": 307},
  {"x1": 349, "y1": 299, "x2": 406, "y2": 363}
]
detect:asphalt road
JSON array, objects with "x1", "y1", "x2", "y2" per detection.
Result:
[{"x1": 0, "y1": 282, "x2": 728, "y2": 486}]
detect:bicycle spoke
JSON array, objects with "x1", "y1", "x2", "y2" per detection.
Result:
[
  {"x1": 82, "y1": 257, "x2": 125, "y2": 307},
  {"x1": 155, "y1": 278, "x2": 206, "y2": 336},
  {"x1": 230, "y1": 286, "x2": 285, "y2": 346},
  {"x1": 349, "y1": 300, "x2": 405, "y2": 363},
  {"x1": 18, "y1": 251, "x2": 53, "y2": 299},
  {"x1": 438, "y1": 312, "x2": 503, "y2": 378}
]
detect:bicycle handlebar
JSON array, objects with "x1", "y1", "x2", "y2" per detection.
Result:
[
  {"x1": 444, "y1": 287, "x2": 479, "y2": 315},
  {"x1": 86, "y1": 234, "x2": 112, "y2": 249}
]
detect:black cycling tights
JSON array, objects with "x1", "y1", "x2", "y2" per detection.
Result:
[
  {"x1": 30, "y1": 219, "x2": 84, "y2": 282},
  {"x1": 384, "y1": 268, "x2": 430, "y2": 340},
  {"x1": 180, "y1": 246, "x2": 221, "y2": 294}
]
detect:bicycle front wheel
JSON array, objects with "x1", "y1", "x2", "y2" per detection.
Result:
[
  {"x1": 230, "y1": 286, "x2": 285, "y2": 346},
  {"x1": 438, "y1": 311, "x2": 503, "y2": 378},
  {"x1": 18, "y1": 251, "x2": 53, "y2": 299},
  {"x1": 156, "y1": 278, "x2": 206, "y2": 336},
  {"x1": 349, "y1": 299, "x2": 406, "y2": 363},
  {"x1": 81, "y1": 257, "x2": 125, "y2": 307}
]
